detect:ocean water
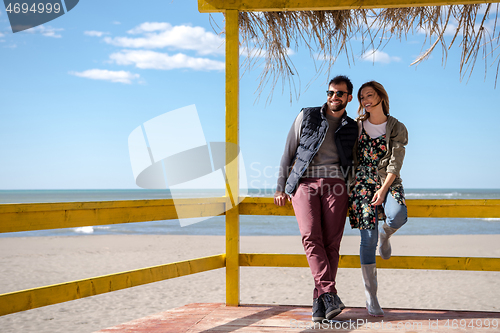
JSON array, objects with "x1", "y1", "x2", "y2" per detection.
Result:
[{"x1": 1, "y1": 189, "x2": 499, "y2": 237}]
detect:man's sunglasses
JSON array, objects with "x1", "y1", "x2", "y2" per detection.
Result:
[{"x1": 326, "y1": 90, "x2": 349, "y2": 98}]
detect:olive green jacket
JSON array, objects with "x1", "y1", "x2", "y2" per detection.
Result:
[{"x1": 351, "y1": 115, "x2": 408, "y2": 188}]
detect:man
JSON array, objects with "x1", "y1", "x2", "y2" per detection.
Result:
[{"x1": 274, "y1": 75, "x2": 358, "y2": 322}]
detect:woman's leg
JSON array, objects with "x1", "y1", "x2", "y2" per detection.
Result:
[
  {"x1": 360, "y1": 228, "x2": 384, "y2": 316},
  {"x1": 383, "y1": 192, "x2": 408, "y2": 229},
  {"x1": 359, "y1": 228, "x2": 377, "y2": 265},
  {"x1": 379, "y1": 193, "x2": 408, "y2": 259}
]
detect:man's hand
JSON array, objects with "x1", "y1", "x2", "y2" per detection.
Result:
[{"x1": 274, "y1": 191, "x2": 290, "y2": 206}]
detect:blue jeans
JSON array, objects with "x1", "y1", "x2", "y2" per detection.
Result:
[{"x1": 359, "y1": 192, "x2": 408, "y2": 265}]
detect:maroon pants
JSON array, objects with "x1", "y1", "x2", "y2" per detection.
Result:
[{"x1": 292, "y1": 178, "x2": 348, "y2": 299}]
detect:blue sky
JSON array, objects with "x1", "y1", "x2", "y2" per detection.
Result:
[{"x1": 1, "y1": 0, "x2": 499, "y2": 190}]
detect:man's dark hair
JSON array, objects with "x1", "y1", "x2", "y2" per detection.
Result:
[{"x1": 329, "y1": 75, "x2": 353, "y2": 95}]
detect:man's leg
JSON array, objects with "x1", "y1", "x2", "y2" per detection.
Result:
[
  {"x1": 320, "y1": 178, "x2": 348, "y2": 294},
  {"x1": 292, "y1": 178, "x2": 334, "y2": 299}
]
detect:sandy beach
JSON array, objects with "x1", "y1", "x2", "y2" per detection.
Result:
[{"x1": 0, "y1": 234, "x2": 499, "y2": 332}]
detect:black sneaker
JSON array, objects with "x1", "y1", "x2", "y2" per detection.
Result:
[
  {"x1": 312, "y1": 298, "x2": 326, "y2": 322},
  {"x1": 321, "y1": 293, "x2": 341, "y2": 320},
  {"x1": 333, "y1": 293, "x2": 345, "y2": 310}
]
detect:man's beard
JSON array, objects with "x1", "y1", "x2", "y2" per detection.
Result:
[{"x1": 329, "y1": 101, "x2": 347, "y2": 112}]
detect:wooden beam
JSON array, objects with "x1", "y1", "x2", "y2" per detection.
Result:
[
  {"x1": 0, "y1": 254, "x2": 225, "y2": 317},
  {"x1": 2, "y1": 198, "x2": 499, "y2": 234},
  {"x1": 198, "y1": 0, "x2": 498, "y2": 12},
  {"x1": 239, "y1": 253, "x2": 500, "y2": 271},
  {"x1": 239, "y1": 197, "x2": 500, "y2": 218},
  {"x1": 403, "y1": 199, "x2": 500, "y2": 218},
  {"x1": 2, "y1": 197, "x2": 499, "y2": 233},
  {"x1": 240, "y1": 197, "x2": 296, "y2": 216},
  {"x1": 0, "y1": 197, "x2": 226, "y2": 233}
]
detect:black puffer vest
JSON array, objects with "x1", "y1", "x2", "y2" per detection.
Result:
[{"x1": 285, "y1": 104, "x2": 358, "y2": 195}]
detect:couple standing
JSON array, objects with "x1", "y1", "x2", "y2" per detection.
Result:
[{"x1": 274, "y1": 75, "x2": 408, "y2": 321}]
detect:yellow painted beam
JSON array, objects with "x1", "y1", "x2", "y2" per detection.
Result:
[
  {"x1": 405, "y1": 199, "x2": 500, "y2": 218},
  {"x1": 240, "y1": 197, "x2": 296, "y2": 216},
  {"x1": 375, "y1": 255, "x2": 500, "y2": 271},
  {"x1": 2, "y1": 197, "x2": 499, "y2": 233},
  {"x1": 199, "y1": 0, "x2": 499, "y2": 12},
  {"x1": 0, "y1": 197, "x2": 226, "y2": 233},
  {"x1": 239, "y1": 253, "x2": 500, "y2": 271},
  {"x1": 2, "y1": 198, "x2": 499, "y2": 234},
  {"x1": 239, "y1": 197, "x2": 500, "y2": 218},
  {"x1": 225, "y1": 9, "x2": 241, "y2": 307},
  {"x1": 240, "y1": 253, "x2": 309, "y2": 267},
  {"x1": 238, "y1": 253, "x2": 360, "y2": 268},
  {"x1": 0, "y1": 254, "x2": 225, "y2": 317}
]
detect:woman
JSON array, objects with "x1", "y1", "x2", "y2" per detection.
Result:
[{"x1": 348, "y1": 81, "x2": 408, "y2": 317}]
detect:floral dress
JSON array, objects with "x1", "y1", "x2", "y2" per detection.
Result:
[{"x1": 348, "y1": 126, "x2": 406, "y2": 230}]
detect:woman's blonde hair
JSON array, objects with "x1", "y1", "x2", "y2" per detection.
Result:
[{"x1": 357, "y1": 81, "x2": 390, "y2": 121}]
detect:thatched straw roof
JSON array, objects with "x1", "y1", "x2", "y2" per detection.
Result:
[{"x1": 225, "y1": 4, "x2": 499, "y2": 100}]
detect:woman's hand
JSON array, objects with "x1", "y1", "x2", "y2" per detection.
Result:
[
  {"x1": 274, "y1": 191, "x2": 291, "y2": 206},
  {"x1": 371, "y1": 188, "x2": 387, "y2": 206},
  {"x1": 371, "y1": 172, "x2": 397, "y2": 206}
]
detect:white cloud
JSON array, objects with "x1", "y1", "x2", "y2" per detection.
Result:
[
  {"x1": 0, "y1": 32, "x2": 4, "y2": 38},
  {"x1": 417, "y1": 19, "x2": 458, "y2": 36},
  {"x1": 109, "y1": 50, "x2": 225, "y2": 71},
  {"x1": 417, "y1": 16, "x2": 496, "y2": 39},
  {"x1": 112, "y1": 21, "x2": 121, "y2": 25},
  {"x1": 84, "y1": 30, "x2": 108, "y2": 37},
  {"x1": 478, "y1": 4, "x2": 490, "y2": 15},
  {"x1": 240, "y1": 47, "x2": 266, "y2": 58},
  {"x1": 70, "y1": 69, "x2": 140, "y2": 84},
  {"x1": 314, "y1": 53, "x2": 337, "y2": 61},
  {"x1": 127, "y1": 22, "x2": 171, "y2": 34},
  {"x1": 25, "y1": 25, "x2": 63, "y2": 38},
  {"x1": 360, "y1": 49, "x2": 401, "y2": 64},
  {"x1": 441, "y1": 22, "x2": 459, "y2": 37},
  {"x1": 240, "y1": 46, "x2": 294, "y2": 58},
  {"x1": 104, "y1": 22, "x2": 224, "y2": 56},
  {"x1": 415, "y1": 11, "x2": 459, "y2": 37},
  {"x1": 477, "y1": 19, "x2": 496, "y2": 35}
]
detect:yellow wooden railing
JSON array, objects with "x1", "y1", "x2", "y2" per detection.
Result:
[{"x1": 1, "y1": 197, "x2": 500, "y2": 316}]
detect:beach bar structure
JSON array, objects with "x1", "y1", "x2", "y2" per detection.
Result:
[{"x1": 2, "y1": 0, "x2": 500, "y2": 330}]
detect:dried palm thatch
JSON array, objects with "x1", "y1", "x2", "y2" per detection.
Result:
[{"x1": 221, "y1": 4, "x2": 500, "y2": 101}]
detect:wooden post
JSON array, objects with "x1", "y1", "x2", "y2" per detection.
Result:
[{"x1": 225, "y1": 9, "x2": 240, "y2": 307}]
